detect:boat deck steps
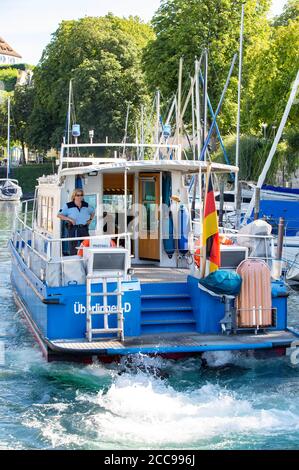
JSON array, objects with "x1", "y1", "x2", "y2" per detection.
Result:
[
  {"x1": 141, "y1": 319, "x2": 196, "y2": 326},
  {"x1": 141, "y1": 294, "x2": 191, "y2": 300},
  {"x1": 141, "y1": 306, "x2": 193, "y2": 313}
]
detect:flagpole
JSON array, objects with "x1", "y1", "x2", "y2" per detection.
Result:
[{"x1": 201, "y1": 163, "x2": 212, "y2": 278}]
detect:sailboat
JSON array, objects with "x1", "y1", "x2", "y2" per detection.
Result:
[{"x1": 0, "y1": 97, "x2": 23, "y2": 201}]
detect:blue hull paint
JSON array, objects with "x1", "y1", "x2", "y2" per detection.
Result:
[
  {"x1": 105, "y1": 343, "x2": 274, "y2": 356},
  {"x1": 9, "y1": 241, "x2": 293, "y2": 361},
  {"x1": 258, "y1": 200, "x2": 299, "y2": 236}
]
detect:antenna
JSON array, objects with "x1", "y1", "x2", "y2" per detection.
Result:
[
  {"x1": 122, "y1": 102, "x2": 130, "y2": 158},
  {"x1": 89, "y1": 129, "x2": 94, "y2": 144}
]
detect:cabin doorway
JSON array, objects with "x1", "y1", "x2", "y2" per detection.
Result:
[{"x1": 138, "y1": 173, "x2": 160, "y2": 261}]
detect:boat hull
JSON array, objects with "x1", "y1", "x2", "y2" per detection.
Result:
[
  {"x1": 0, "y1": 180, "x2": 22, "y2": 201},
  {"x1": 9, "y1": 241, "x2": 299, "y2": 363}
]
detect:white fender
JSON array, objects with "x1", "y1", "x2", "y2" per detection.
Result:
[
  {"x1": 290, "y1": 348, "x2": 299, "y2": 366},
  {"x1": 287, "y1": 340, "x2": 299, "y2": 366}
]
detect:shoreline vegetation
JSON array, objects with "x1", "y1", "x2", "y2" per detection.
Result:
[
  {"x1": 0, "y1": 162, "x2": 56, "y2": 198},
  {"x1": 0, "y1": 1, "x2": 298, "y2": 185}
]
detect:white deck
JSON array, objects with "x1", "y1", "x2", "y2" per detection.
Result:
[{"x1": 133, "y1": 266, "x2": 189, "y2": 283}]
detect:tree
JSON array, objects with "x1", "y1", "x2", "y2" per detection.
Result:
[
  {"x1": 143, "y1": 0, "x2": 271, "y2": 133},
  {"x1": 0, "y1": 93, "x2": 9, "y2": 153},
  {"x1": 27, "y1": 15, "x2": 154, "y2": 151},
  {"x1": 273, "y1": 0, "x2": 299, "y2": 26},
  {"x1": 246, "y1": 3, "x2": 299, "y2": 133},
  {"x1": 0, "y1": 68, "x2": 18, "y2": 92},
  {"x1": 11, "y1": 81, "x2": 35, "y2": 164}
]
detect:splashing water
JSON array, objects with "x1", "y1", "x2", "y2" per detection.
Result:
[{"x1": 1, "y1": 202, "x2": 299, "y2": 450}]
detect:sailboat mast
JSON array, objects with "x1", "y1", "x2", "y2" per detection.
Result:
[
  {"x1": 156, "y1": 89, "x2": 160, "y2": 145},
  {"x1": 6, "y1": 96, "x2": 10, "y2": 179},
  {"x1": 140, "y1": 104, "x2": 144, "y2": 160},
  {"x1": 177, "y1": 57, "x2": 183, "y2": 144},
  {"x1": 203, "y1": 49, "x2": 208, "y2": 161},
  {"x1": 235, "y1": 3, "x2": 245, "y2": 206},
  {"x1": 195, "y1": 59, "x2": 201, "y2": 160},
  {"x1": 191, "y1": 75, "x2": 196, "y2": 159},
  {"x1": 155, "y1": 89, "x2": 160, "y2": 159}
]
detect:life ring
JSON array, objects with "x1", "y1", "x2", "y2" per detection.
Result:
[
  {"x1": 219, "y1": 234, "x2": 233, "y2": 246},
  {"x1": 78, "y1": 239, "x2": 90, "y2": 257},
  {"x1": 78, "y1": 238, "x2": 117, "y2": 256},
  {"x1": 194, "y1": 240, "x2": 201, "y2": 268}
]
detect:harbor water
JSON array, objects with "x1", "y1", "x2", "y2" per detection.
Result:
[{"x1": 1, "y1": 202, "x2": 299, "y2": 450}]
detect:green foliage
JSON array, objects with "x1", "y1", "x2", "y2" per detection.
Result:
[
  {"x1": 11, "y1": 163, "x2": 56, "y2": 194},
  {"x1": 213, "y1": 131, "x2": 299, "y2": 184},
  {"x1": 143, "y1": 0, "x2": 299, "y2": 182},
  {"x1": 0, "y1": 92, "x2": 11, "y2": 149},
  {"x1": 11, "y1": 84, "x2": 35, "y2": 162},
  {"x1": 273, "y1": 0, "x2": 299, "y2": 26},
  {"x1": 0, "y1": 68, "x2": 18, "y2": 92},
  {"x1": 27, "y1": 14, "x2": 154, "y2": 151},
  {"x1": 0, "y1": 63, "x2": 34, "y2": 72},
  {"x1": 245, "y1": 6, "x2": 299, "y2": 133},
  {"x1": 143, "y1": 0, "x2": 271, "y2": 133},
  {"x1": 283, "y1": 127, "x2": 299, "y2": 176}
]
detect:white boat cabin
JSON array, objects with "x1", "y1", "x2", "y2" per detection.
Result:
[{"x1": 16, "y1": 143, "x2": 277, "y2": 296}]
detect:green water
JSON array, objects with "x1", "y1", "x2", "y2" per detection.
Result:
[{"x1": 0, "y1": 201, "x2": 299, "y2": 450}]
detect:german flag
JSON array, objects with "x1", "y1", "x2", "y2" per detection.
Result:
[{"x1": 201, "y1": 167, "x2": 220, "y2": 276}]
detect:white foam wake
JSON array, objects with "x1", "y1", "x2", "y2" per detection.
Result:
[
  {"x1": 75, "y1": 371, "x2": 299, "y2": 448},
  {"x1": 22, "y1": 356, "x2": 299, "y2": 449}
]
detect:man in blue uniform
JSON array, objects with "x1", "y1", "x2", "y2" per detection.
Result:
[{"x1": 58, "y1": 189, "x2": 95, "y2": 255}]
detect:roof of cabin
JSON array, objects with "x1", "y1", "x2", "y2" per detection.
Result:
[
  {"x1": 59, "y1": 160, "x2": 238, "y2": 178},
  {"x1": 0, "y1": 36, "x2": 22, "y2": 58}
]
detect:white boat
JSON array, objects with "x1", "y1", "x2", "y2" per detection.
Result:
[
  {"x1": 0, "y1": 179, "x2": 23, "y2": 201},
  {"x1": 9, "y1": 139, "x2": 298, "y2": 362},
  {"x1": 0, "y1": 97, "x2": 23, "y2": 202},
  {"x1": 286, "y1": 253, "x2": 299, "y2": 282}
]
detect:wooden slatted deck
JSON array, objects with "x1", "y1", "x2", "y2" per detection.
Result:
[{"x1": 50, "y1": 330, "x2": 297, "y2": 356}]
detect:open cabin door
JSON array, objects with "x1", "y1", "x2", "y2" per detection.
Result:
[{"x1": 138, "y1": 173, "x2": 160, "y2": 261}]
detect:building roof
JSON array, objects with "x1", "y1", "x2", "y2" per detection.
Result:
[{"x1": 0, "y1": 36, "x2": 22, "y2": 58}]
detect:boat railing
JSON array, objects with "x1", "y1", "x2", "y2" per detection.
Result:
[
  {"x1": 188, "y1": 227, "x2": 276, "y2": 270},
  {"x1": 14, "y1": 200, "x2": 132, "y2": 286}
]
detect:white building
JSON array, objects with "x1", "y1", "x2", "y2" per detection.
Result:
[{"x1": 0, "y1": 36, "x2": 22, "y2": 65}]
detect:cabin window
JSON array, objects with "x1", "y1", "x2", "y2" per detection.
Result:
[
  {"x1": 37, "y1": 195, "x2": 54, "y2": 233},
  {"x1": 102, "y1": 194, "x2": 133, "y2": 234},
  {"x1": 141, "y1": 180, "x2": 157, "y2": 232},
  {"x1": 103, "y1": 194, "x2": 133, "y2": 212},
  {"x1": 84, "y1": 194, "x2": 97, "y2": 230},
  {"x1": 47, "y1": 197, "x2": 54, "y2": 232},
  {"x1": 40, "y1": 196, "x2": 48, "y2": 229}
]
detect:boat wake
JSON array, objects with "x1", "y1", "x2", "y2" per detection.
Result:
[{"x1": 20, "y1": 354, "x2": 299, "y2": 450}]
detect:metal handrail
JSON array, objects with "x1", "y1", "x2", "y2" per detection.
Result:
[{"x1": 14, "y1": 200, "x2": 132, "y2": 283}]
